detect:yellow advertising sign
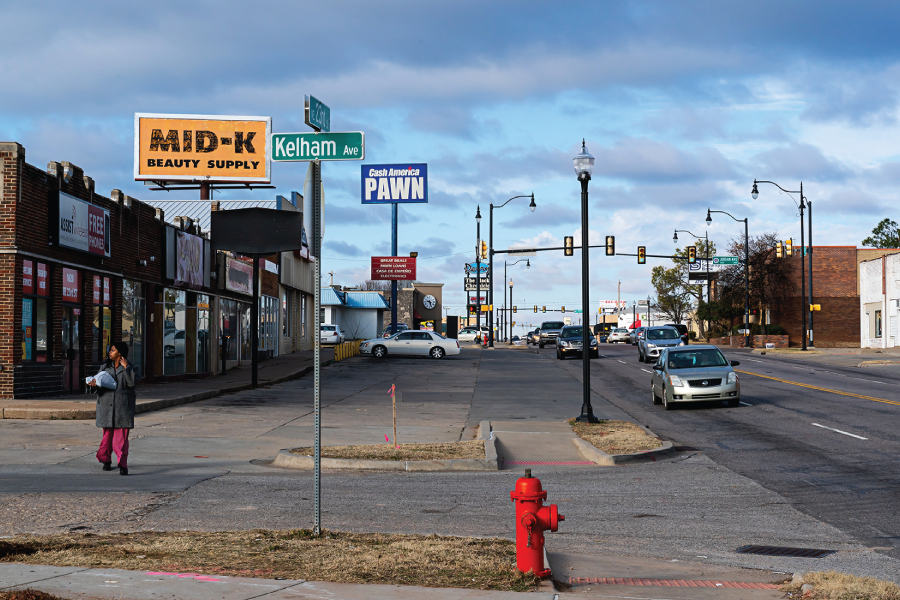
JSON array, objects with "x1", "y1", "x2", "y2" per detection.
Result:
[{"x1": 134, "y1": 113, "x2": 271, "y2": 183}]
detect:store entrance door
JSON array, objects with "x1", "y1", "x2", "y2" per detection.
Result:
[{"x1": 61, "y1": 306, "x2": 82, "y2": 392}]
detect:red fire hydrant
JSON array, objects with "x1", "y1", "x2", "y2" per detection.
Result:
[{"x1": 510, "y1": 469, "x2": 564, "y2": 578}]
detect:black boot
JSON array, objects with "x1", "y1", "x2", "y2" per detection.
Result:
[
  {"x1": 102, "y1": 462, "x2": 112, "y2": 471},
  {"x1": 119, "y1": 467, "x2": 128, "y2": 476}
]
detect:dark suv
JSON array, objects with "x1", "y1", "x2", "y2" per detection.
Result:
[
  {"x1": 538, "y1": 321, "x2": 566, "y2": 348},
  {"x1": 664, "y1": 323, "x2": 690, "y2": 345},
  {"x1": 556, "y1": 325, "x2": 599, "y2": 359}
]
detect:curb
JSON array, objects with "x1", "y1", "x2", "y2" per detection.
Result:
[
  {"x1": 572, "y1": 436, "x2": 675, "y2": 466},
  {"x1": 272, "y1": 436, "x2": 500, "y2": 472},
  {"x1": 0, "y1": 363, "x2": 322, "y2": 421}
]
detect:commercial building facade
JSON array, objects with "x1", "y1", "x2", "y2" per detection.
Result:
[
  {"x1": 859, "y1": 252, "x2": 900, "y2": 348},
  {"x1": 1, "y1": 142, "x2": 314, "y2": 399}
]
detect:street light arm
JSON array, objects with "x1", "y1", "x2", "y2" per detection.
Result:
[
  {"x1": 674, "y1": 229, "x2": 704, "y2": 239},
  {"x1": 495, "y1": 193, "x2": 534, "y2": 210},
  {"x1": 708, "y1": 209, "x2": 746, "y2": 224},
  {"x1": 754, "y1": 179, "x2": 801, "y2": 195}
]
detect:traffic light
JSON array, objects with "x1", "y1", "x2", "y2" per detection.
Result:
[
  {"x1": 785, "y1": 238, "x2": 793, "y2": 256},
  {"x1": 687, "y1": 246, "x2": 697, "y2": 264},
  {"x1": 480, "y1": 240, "x2": 488, "y2": 260},
  {"x1": 512, "y1": 321, "x2": 516, "y2": 327},
  {"x1": 637, "y1": 246, "x2": 646, "y2": 264},
  {"x1": 564, "y1": 236, "x2": 574, "y2": 256},
  {"x1": 533, "y1": 305, "x2": 538, "y2": 313},
  {"x1": 810, "y1": 304, "x2": 821, "y2": 312},
  {"x1": 775, "y1": 241, "x2": 783, "y2": 258},
  {"x1": 605, "y1": 235, "x2": 615, "y2": 256},
  {"x1": 542, "y1": 306, "x2": 546, "y2": 313},
  {"x1": 513, "y1": 306, "x2": 517, "y2": 313},
  {"x1": 561, "y1": 306, "x2": 566, "y2": 313}
]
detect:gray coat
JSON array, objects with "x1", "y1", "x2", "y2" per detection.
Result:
[{"x1": 95, "y1": 363, "x2": 137, "y2": 429}]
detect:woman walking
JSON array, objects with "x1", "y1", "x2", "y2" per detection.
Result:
[{"x1": 89, "y1": 342, "x2": 136, "y2": 475}]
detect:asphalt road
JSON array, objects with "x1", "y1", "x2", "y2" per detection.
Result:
[
  {"x1": 556, "y1": 340, "x2": 900, "y2": 562},
  {"x1": 2, "y1": 344, "x2": 900, "y2": 582}
]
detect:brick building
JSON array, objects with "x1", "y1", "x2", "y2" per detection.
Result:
[
  {"x1": 1, "y1": 141, "x2": 314, "y2": 399},
  {"x1": 766, "y1": 246, "x2": 897, "y2": 347}
]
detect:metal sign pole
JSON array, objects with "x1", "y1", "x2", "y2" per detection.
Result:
[
  {"x1": 313, "y1": 158, "x2": 322, "y2": 536},
  {"x1": 391, "y1": 204, "x2": 398, "y2": 335}
]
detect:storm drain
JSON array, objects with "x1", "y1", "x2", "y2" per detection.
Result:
[{"x1": 736, "y1": 545, "x2": 836, "y2": 558}]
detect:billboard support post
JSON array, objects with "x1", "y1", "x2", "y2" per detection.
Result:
[
  {"x1": 251, "y1": 254, "x2": 260, "y2": 388},
  {"x1": 391, "y1": 204, "x2": 398, "y2": 335}
]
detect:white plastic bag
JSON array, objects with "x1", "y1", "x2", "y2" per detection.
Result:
[{"x1": 85, "y1": 370, "x2": 117, "y2": 390}]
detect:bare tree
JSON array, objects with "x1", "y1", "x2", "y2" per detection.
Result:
[{"x1": 358, "y1": 279, "x2": 392, "y2": 292}]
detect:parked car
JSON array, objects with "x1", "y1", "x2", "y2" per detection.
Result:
[
  {"x1": 510, "y1": 335, "x2": 524, "y2": 346},
  {"x1": 381, "y1": 323, "x2": 410, "y2": 338},
  {"x1": 458, "y1": 326, "x2": 488, "y2": 342},
  {"x1": 360, "y1": 330, "x2": 461, "y2": 359},
  {"x1": 630, "y1": 326, "x2": 647, "y2": 345},
  {"x1": 538, "y1": 321, "x2": 566, "y2": 348},
  {"x1": 664, "y1": 323, "x2": 690, "y2": 345},
  {"x1": 528, "y1": 329, "x2": 541, "y2": 345},
  {"x1": 556, "y1": 325, "x2": 599, "y2": 360},
  {"x1": 320, "y1": 324, "x2": 345, "y2": 344},
  {"x1": 650, "y1": 345, "x2": 741, "y2": 409},
  {"x1": 638, "y1": 326, "x2": 685, "y2": 363},
  {"x1": 607, "y1": 327, "x2": 630, "y2": 343}
]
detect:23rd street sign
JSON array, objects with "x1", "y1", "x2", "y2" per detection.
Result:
[{"x1": 271, "y1": 132, "x2": 365, "y2": 162}]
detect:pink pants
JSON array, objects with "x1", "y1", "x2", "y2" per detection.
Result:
[{"x1": 96, "y1": 427, "x2": 130, "y2": 469}]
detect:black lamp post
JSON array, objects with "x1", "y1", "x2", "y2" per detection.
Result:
[
  {"x1": 752, "y1": 180, "x2": 811, "y2": 350},
  {"x1": 475, "y1": 205, "x2": 482, "y2": 333},
  {"x1": 706, "y1": 209, "x2": 750, "y2": 347},
  {"x1": 504, "y1": 258, "x2": 529, "y2": 343},
  {"x1": 674, "y1": 229, "x2": 710, "y2": 337},
  {"x1": 574, "y1": 140, "x2": 598, "y2": 423},
  {"x1": 489, "y1": 194, "x2": 535, "y2": 347}
]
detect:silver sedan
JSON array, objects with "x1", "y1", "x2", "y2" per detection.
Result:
[
  {"x1": 650, "y1": 345, "x2": 741, "y2": 409},
  {"x1": 360, "y1": 331, "x2": 461, "y2": 359}
]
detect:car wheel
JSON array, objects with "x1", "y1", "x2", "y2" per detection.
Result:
[
  {"x1": 430, "y1": 347, "x2": 445, "y2": 359},
  {"x1": 651, "y1": 387, "x2": 661, "y2": 405},
  {"x1": 557, "y1": 350, "x2": 564, "y2": 360},
  {"x1": 663, "y1": 392, "x2": 673, "y2": 410},
  {"x1": 638, "y1": 351, "x2": 644, "y2": 362},
  {"x1": 372, "y1": 345, "x2": 387, "y2": 358}
]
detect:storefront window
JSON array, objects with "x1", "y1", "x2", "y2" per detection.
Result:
[
  {"x1": 91, "y1": 277, "x2": 113, "y2": 365},
  {"x1": 21, "y1": 260, "x2": 49, "y2": 363},
  {"x1": 876, "y1": 310, "x2": 883, "y2": 338},
  {"x1": 241, "y1": 304, "x2": 252, "y2": 361},
  {"x1": 122, "y1": 281, "x2": 145, "y2": 379},
  {"x1": 197, "y1": 294, "x2": 210, "y2": 373},
  {"x1": 300, "y1": 293, "x2": 307, "y2": 339},
  {"x1": 282, "y1": 289, "x2": 292, "y2": 337},
  {"x1": 163, "y1": 288, "x2": 186, "y2": 375},
  {"x1": 220, "y1": 299, "x2": 238, "y2": 362},
  {"x1": 261, "y1": 295, "x2": 278, "y2": 355}
]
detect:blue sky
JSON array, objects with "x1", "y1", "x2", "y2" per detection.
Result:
[{"x1": 2, "y1": 1, "x2": 899, "y2": 323}]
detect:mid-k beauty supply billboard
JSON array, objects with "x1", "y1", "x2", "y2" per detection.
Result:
[
  {"x1": 53, "y1": 191, "x2": 110, "y2": 257},
  {"x1": 134, "y1": 113, "x2": 272, "y2": 183},
  {"x1": 361, "y1": 164, "x2": 427, "y2": 204}
]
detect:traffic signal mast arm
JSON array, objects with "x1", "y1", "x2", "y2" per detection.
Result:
[{"x1": 493, "y1": 245, "x2": 683, "y2": 260}]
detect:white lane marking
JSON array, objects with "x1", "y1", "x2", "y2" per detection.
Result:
[
  {"x1": 747, "y1": 359, "x2": 765, "y2": 363},
  {"x1": 739, "y1": 401, "x2": 753, "y2": 406},
  {"x1": 640, "y1": 368, "x2": 652, "y2": 373},
  {"x1": 618, "y1": 360, "x2": 627, "y2": 364},
  {"x1": 811, "y1": 423, "x2": 868, "y2": 440}
]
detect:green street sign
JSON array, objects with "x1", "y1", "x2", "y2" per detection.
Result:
[
  {"x1": 271, "y1": 132, "x2": 365, "y2": 162},
  {"x1": 713, "y1": 256, "x2": 739, "y2": 265},
  {"x1": 305, "y1": 95, "x2": 330, "y2": 132},
  {"x1": 574, "y1": 310, "x2": 583, "y2": 313}
]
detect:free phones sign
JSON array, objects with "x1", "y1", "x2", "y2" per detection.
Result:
[{"x1": 361, "y1": 164, "x2": 427, "y2": 204}]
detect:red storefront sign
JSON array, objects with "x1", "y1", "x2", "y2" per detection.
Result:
[
  {"x1": 62, "y1": 268, "x2": 81, "y2": 302},
  {"x1": 103, "y1": 277, "x2": 111, "y2": 305},
  {"x1": 370, "y1": 256, "x2": 416, "y2": 281},
  {"x1": 23, "y1": 260, "x2": 33, "y2": 294},
  {"x1": 36, "y1": 263, "x2": 48, "y2": 296}
]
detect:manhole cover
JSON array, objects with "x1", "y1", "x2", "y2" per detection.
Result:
[{"x1": 736, "y1": 545, "x2": 836, "y2": 558}]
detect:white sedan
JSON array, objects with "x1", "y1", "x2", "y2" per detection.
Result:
[{"x1": 360, "y1": 331, "x2": 461, "y2": 359}]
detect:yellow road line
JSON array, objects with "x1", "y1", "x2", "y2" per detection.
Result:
[{"x1": 736, "y1": 370, "x2": 900, "y2": 407}]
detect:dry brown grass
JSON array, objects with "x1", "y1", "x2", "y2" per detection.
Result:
[
  {"x1": 0, "y1": 591, "x2": 68, "y2": 600},
  {"x1": 289, "y1": 440, "x2": 484, "y2": 461},
  {"x1": 0, "y1": 530, "x2": 535, "y2": 592},
  {"x1": 569, "y1": 419, "x2": 663, "y2": 454},
  {"x1": 755, "y1": 348, "x2": 823, "y2": 355},
  {"x1": 781, "y1": 571, "x2": 900, "y2": 599}
]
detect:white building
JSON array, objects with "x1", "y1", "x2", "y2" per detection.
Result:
[
  {"x1": 859, "y1": 252, "x2": 900, "y2": 348},
  {"x1": 321, "y1": 287, "x2": 391, "y2": 340}
]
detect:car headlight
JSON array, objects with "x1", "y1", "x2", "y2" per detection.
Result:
[
  {"x1": 669, "y1": 375, "x2": 684, "y2": 387},
  {"x1": 678, "y1": 341, "x2": 685, "y2": 346},
  {"x1": 559, "y1": 341, "x2": 569, "y2": 347},
  {"x1": 590, "y1": 338, "x2": 597, "y2": 345},
  {"x1": 727, "y1": 372, "x2": 737, "y2": 384},
  {"x1": 647, "y1": 343, "x2": 656, "y2": 348}
]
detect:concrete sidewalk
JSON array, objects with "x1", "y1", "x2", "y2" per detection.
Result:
[
  {"x1": 0, "y1": 560, "x2": 786, "y2": 600},
  {"x1": 1, "y1": 348, "x2": 333, "y2": 420}
]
